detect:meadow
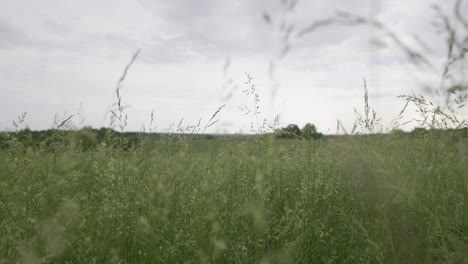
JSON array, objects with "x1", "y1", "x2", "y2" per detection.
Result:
[
  {"x1": 0, "y1": 125, "x2": 466, "y2": 263},
  {"x1": 1, "y1": 1, "x2": 467, "y2": 262}
]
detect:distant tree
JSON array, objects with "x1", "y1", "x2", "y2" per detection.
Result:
[
  {"x1": 283, "y1": 124, "x2": 301, "y2": 137},
  {"x1": 274, "y1": 123, "x2": 324, "y2": 139},
  {"x1": 301, "y1": 123, "x2": 322, "y2": 140}
]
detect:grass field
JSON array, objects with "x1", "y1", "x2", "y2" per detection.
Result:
[
  {"x1": 1, "y1": 0, "x2": 467, "y2": 262},
  {"x1": 0, "y1": 128, "x2": 466, "y2": 263}
]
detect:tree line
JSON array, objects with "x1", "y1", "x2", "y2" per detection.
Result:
[
  {"x1": 274, "y1": 123, "x2": 323, "y2": 140},
  {"x1": 1, "y1": 125, "x2": 466, "y2": 151}
]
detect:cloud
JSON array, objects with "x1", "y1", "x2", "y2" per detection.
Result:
[
  {"x1": 0, "y1": 21, "x2": 27, "y2": 49},
  {"x1": 0, "y1": 0, "x2": 453, "y2": 132}
]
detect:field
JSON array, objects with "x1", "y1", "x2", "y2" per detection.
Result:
[
  {"x1": 1, "y1": 2, "x2": 467, "y2": 261},
  {"x1": 0, "y1": 130, "x2": 466, "y2": 263}
]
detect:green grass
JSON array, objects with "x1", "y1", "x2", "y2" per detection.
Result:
[
  {"x1": 0, "y1": 131, "x2": 465, "y2": 263},
  {"x1": 2, "y1": 0, "x2": 467, "y2": 262}
]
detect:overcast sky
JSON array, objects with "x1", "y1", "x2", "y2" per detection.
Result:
[{"x1": 0, "y1": 0, "x2": 462, "y2": 133}]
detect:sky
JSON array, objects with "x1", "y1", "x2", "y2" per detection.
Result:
[{"x1": 0, "y1": 0, "x2": 464, "y2": 134}]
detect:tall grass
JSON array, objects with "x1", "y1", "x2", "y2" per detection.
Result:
[
  {"x1": 0, "y1": 1, "x2": 467, "y2": 263},
  {"x1": 0, "y1": 125, "x2": 465, "y2": 263}
]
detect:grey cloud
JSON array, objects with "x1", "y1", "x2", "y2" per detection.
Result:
[
  {"x1": 103, "y1": 33, "x2": 138, "y2": 50},
  {"x1": 0, "y1": 19, "x2": 79, "y2": 53},
  {"x1": 42, "y1": 20, "x2": 74, "y2": 36},
  {"x1": 138, "y1": 0, "x2": 283, "y2": 63},
  {"x1": 137, "y1": 0, "x2": 388, "y2": 65},
  {"x1": 0, "y1": 0, "x2": 450, "y2": 132},
  {"x1": 0, "y1": 21, "x2": 28, "y2": 49}
]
